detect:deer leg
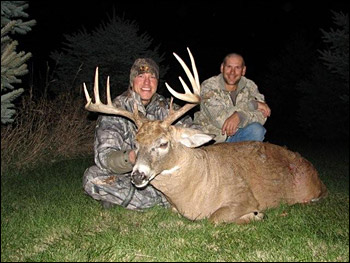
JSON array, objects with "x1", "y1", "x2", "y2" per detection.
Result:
[
  {"x1": 209, "y1": 204, "x2": 263, "y2": 224},
  {"x1": 235, "y1": 211, "x2": 264, "y2": 224}
]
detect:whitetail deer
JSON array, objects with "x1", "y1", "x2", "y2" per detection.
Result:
[{"x1": 83, "y1": 48, "x2": 327, "y2": 224}]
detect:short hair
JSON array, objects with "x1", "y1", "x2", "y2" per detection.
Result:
[{"x1": 222, "y1": 53, "x2": 245, "y2": 67}]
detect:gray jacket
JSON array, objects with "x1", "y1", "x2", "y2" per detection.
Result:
[{"x1": 194, "y1": 74, "x2": 267, "y2": 143}]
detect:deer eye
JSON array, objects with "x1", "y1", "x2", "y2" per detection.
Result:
[{"x1": 159, "y1": 142, "x2": 168, "y2": 149}]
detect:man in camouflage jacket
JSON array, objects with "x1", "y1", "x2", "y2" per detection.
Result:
[
  {"x1": 194, "y1": 53, "x2": 271, "y2": 143},
  {"x1": 83, "y1": 58, "x2": 195, "y2": 210}
]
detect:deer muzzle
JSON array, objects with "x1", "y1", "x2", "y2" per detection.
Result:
[
  {"x1": 131, "y1": 163, "x2": 158, "y2": 188},
  {"x1": 131, "y1": 170, "x2": 148, "y2": 188}
]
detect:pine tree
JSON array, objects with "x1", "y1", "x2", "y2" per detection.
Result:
[
  {"x1": 50, "y1": 13, "x2": 167, "y2": 99},
  {"x1": 319, "y1": 11, "x2": 349, "y2": 90},
  {"x1": 293, "y1": 11, "x2": 349, "y2": 141},
  {"x1": 1, "y1": 1, "x2": 35, "y2": 124}
]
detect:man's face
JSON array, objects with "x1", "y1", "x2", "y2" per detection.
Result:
[
  {"x1": 132, "y1": 73, "x2": 158, "y2": 105},
  {"x1": 221, "y1": 55, "x2": 246, "y2": 86}
]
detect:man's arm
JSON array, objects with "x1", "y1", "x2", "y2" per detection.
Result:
[
  {"x1": 94, "y1": 114, "x2": 136, "y2": 174},
  {"x1": 200, "y1": 89, "x2": 236, "y2": 129},
  {"x1": 233, "y1": 80, "x2": 270, "y2": 128},
  {"x1": 256, "y1": 101, "x2": 271, "y2": 118}
]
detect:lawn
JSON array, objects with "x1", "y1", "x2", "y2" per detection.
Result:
[{"x1": 1, "y1": 141, "x2": 349, "y2": 262}]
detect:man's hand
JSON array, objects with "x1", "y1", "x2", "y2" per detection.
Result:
[
  {"x1": 222, "y1": 112, "x2": 240, "y2": 136},
  {"x1": 257, "y1": 102, "x2": 271, "y2": 118}
]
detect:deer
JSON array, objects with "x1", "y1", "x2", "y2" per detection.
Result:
[{"x1": 83, "y1": 48, "x2": 328, "y2": 224}]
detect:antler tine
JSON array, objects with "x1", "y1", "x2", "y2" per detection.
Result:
[
  {"x1": 187, "y1": 47, "x2": 200, "y2": 94},
  {"x1": 83, "y1": 67, "x2": 102, "y2": 108},
  {"x1": 83, "y1": 82, "x2": 91, "y2": 105},
  {"x1": 94, "y1": 67, "x2": 101, "y2": 104},
  {"x1": 165, "y1": 48, "x2": 200, "y2": 104},
  {"x1": 106, "y1": 76, "x2": 112, "y2": 105},
  {"x1": 83, "y1": 67, "x2": 142, "y2": 127},
  {"x1": 162, "y1": 48, "x2": 201, "y2": 127},
  {"x1": 83, "y1": 67, "x2": 100, "y2": 107}
]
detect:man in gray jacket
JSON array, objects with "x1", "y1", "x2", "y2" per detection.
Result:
[
  {"x1": 194, "y1": 53, "x2": 271, "y2": 143},
  {"x1": 83, "y1": 58, "x2": 195, "y2": 210}
]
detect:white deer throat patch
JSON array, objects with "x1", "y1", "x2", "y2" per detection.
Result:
[{"x1": 160, "y1": 166, "x2": 180, "y2": 175}]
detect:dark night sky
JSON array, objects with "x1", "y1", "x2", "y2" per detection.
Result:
[{"x1": 21, "y1": 1, "x2": 349, "y2": 83}]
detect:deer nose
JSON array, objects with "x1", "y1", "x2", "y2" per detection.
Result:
[{"x1": 131, "y1": 170, "x2": 146, "y2": 186}]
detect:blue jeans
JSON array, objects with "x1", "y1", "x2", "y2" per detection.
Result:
[{"x1": 226, "y1": 122, "x2": 266, "y2": 143}]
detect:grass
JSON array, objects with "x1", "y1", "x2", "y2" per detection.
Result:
[{"x1": 1, "y1": 142, "x2": 349, "y2": 262}]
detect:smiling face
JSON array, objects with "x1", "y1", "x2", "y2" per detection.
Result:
[
  {"x1": 129, "y1": 58, "x2": 159, "y2": 105},
  {"x1": 132, "y1": 73, "x2": 158, "y2": 105},
  {"x1": 220, "y1": 54, "x2": 246, "y2": 91}
]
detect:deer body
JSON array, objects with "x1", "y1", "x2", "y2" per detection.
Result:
[
  {"x1": 84, "y1": 48, "x2": 327, "y2": 224},
  {"x1": 131, "y1": 122, "x2": 327, "y2": 224}
]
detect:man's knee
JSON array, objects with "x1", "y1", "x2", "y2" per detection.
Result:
[{"x1": 246, "y1": 122, "x2": 266, "y2": 141}]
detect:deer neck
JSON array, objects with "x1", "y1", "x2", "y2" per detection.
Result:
[{"x1": 151, "y1": 146, "x2": 208, "y2": 201}]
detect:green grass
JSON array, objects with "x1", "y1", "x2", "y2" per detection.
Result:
[{"x1": 1, "y1": 142, "x2": 349, "y2": 262}]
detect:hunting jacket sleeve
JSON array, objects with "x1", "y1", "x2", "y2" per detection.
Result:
[
  {"x1": 194, "y1": 74, "x2": 267, "y2": 143},
  {"x1": 94, "y1": 89, "x2": 195, "y2": 174}
]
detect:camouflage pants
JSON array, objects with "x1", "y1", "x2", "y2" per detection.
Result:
[{"x1": 83, "y1": 165, "x2": 169, "y2": 210}]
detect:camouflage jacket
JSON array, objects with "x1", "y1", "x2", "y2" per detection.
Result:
[
  {"x1": 194, "y1": 74, "x2": 267, "y2": 143},
  {"x1": 94, "y1": 89, "x2": 194, "y2": 174}
]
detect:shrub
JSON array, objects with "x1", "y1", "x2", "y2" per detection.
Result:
[{"x1": 1, "y1": 94, "x2": 95, "y2": 172}]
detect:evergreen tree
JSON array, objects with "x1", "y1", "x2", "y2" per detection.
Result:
[
  {"x1": 319, "y1": 11, "x2": 349, "y2": 88},
  {"x1": 295, "y1": 11, "x2": 349, "y2": 141},
  {"x1": 1, "y1": 1, "x2": 36, "y2": 124},
  {"x1": 50, "y1": 13, "x2": 167, "y2": 99}
]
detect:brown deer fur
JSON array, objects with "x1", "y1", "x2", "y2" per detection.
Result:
[{"x1": 131, "y1": 123, "x2": 328, "y2": 224}]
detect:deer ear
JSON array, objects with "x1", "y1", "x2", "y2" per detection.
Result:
[{"x1": 171, "y1": 126, "x2": 214, "y2": 148}]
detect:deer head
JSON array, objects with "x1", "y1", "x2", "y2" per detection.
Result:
[{"x1": 83, "y1": 48, "x2": 214, "y2": 188}]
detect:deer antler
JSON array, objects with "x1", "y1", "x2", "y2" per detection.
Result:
[
  {"x1": 83, "y1": 67, "x2": 144, "y2": 128},
  {"x1": 163, "y1": 48, "x2": 201, "y2": 126}
]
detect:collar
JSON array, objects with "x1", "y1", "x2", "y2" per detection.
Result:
[
  {"x1": 127, "y1": 89, "x2": 159, "y2": 113},
  {"x1": 218, "y1": 74, "x2": 247, "y2": 93}
]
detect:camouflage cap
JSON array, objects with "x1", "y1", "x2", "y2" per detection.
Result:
[{"x1": 129, "y1": 58, "x2": 159, "y2": 87}]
